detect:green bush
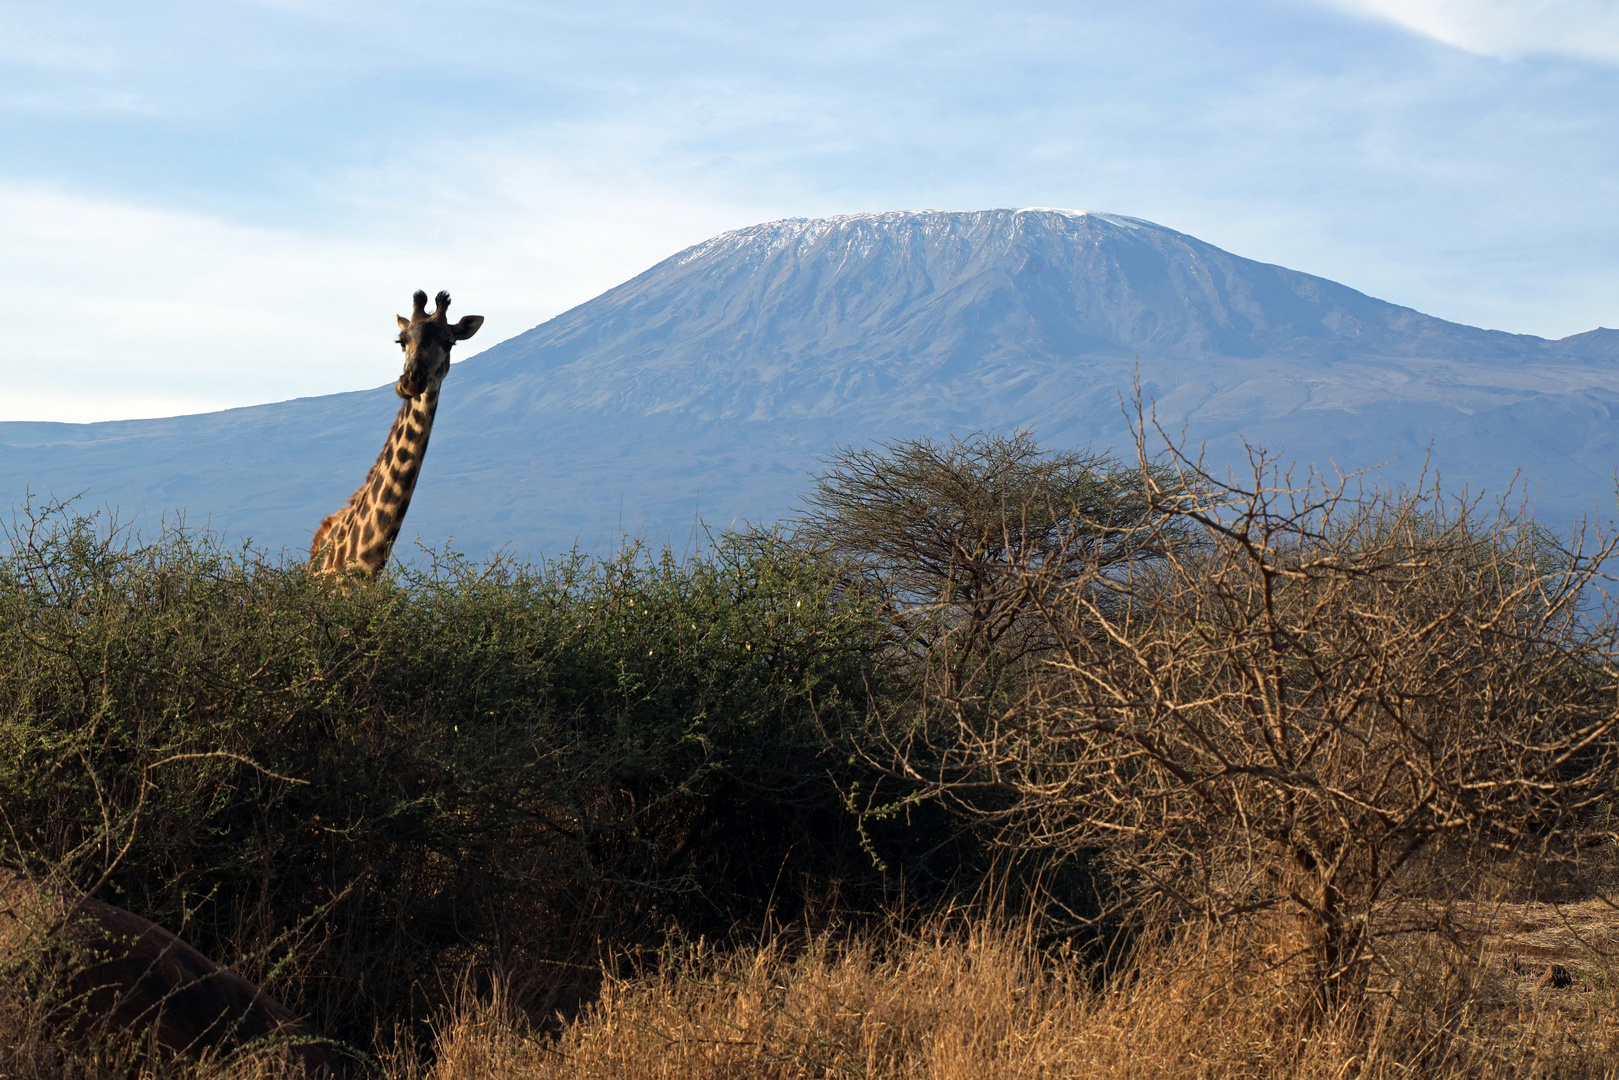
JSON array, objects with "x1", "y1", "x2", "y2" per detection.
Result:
[{"x1": 0, "y1": 502, "x2": 902, "y2": 1039}]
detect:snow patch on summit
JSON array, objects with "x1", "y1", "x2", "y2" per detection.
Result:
[
  {"x1": 1016, "y1": 208, "x2": 1162, "y2": 232},
  {"x1": 676, "y1": 208, "x2": 1176, "y2": 267}
]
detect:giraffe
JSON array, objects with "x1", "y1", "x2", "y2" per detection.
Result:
[{"x1": 310, "y1": 289, "x2": 484, "y2": 575}]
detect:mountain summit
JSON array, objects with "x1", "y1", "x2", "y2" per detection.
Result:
[{"x1": 4, "y1": 209, "x2": 1617, "y2": 556}]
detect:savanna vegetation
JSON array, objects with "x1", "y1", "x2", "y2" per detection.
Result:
[{"x1": 3, "y1": 429, "x2": 1619, "y2": 1078}]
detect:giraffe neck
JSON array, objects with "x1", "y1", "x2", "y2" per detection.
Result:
[{"x1": 312, "y1": 382, "x2": 442, "y2": 574}]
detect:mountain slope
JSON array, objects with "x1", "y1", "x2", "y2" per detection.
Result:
[{"x1": 4, "y1": 209, "x2": 1617, "y2": 559}]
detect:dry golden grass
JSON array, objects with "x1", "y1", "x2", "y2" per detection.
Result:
[
  {"x1": 7, "y1": 910, "x2": 1619, "y2": 1079},
  {"x1": 384, "y1": 913, "x2": 1619, "y2": 1080},
  {"x1": 0, "y1": 999, "x2": 323, "y2": 1080}
]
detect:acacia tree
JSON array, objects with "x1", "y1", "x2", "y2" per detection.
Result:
[
  {"x1": 899, "y1": 444, "x2": 1619, "y2": 1009},
  {"x1": 797, "y1": 430, "x2": 1181, "y2": 694}
]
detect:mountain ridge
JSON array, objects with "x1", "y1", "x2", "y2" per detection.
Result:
[{"x1": 4, "y1": 208, "x2": 1616, "y2": 557}]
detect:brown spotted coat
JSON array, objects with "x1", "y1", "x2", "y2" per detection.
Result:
[{"x1": 311, "y1": 290, "x2": 483, "y2": 575}]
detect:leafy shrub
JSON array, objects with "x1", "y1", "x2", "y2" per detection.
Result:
[{"x1": 0, "y1": 501, "x2": 900, "y2": 1039}]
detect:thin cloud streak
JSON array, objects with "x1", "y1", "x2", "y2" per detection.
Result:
[{"x1": 1322, "y1": 0, "x2": 1619, "y2": 62}]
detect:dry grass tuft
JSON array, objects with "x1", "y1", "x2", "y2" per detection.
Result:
[
  {"x1": 394, "y1": 916, "x2": 1619, "y2": 1080},
  {"x1": 5, "y1": 900, "x2": 1618, "y2": 1078}
]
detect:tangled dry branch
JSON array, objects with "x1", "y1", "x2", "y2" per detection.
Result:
[{"x1": 891, "y1": 440, "x2": 1619, "y2": 1007}]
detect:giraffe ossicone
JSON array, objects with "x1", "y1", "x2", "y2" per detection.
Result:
[{"x1": 310, "y1": 289, "x2": 484, "y2": 575}]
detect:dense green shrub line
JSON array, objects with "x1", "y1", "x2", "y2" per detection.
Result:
[{"x1": 0, "y1": 503, "x2": 957, "y2": 1038}]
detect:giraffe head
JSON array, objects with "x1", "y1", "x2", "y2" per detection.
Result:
[{"x1": 394, "y1": 289, "x2": 484, "y2": 398}]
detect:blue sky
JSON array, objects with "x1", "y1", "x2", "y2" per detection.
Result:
[{"x1": 5, "y1": 0, "x2": 1617, "y2": 422}]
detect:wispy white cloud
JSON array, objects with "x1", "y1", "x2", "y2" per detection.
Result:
[
  {"x1": 1, "y1": 159, "x2": 771, "y2": 423},
  {"x1": 1321, "y1": 0, "x2": 1619, "y2": 62}
]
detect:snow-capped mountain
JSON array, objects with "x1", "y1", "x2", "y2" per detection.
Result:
[{"x1": 4, "y1": 209, "x2": 1616, "y2": 559}]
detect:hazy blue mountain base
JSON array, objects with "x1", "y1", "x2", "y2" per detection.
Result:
[{"x1": 5, "y1": 209, "x2": 1618, "y2": 562}]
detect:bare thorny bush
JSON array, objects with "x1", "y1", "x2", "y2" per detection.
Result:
[{"x1": 882, "y1": 439, "x2": 1619, "y2": 1012}]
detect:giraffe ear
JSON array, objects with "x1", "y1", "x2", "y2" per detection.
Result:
[
  {"x1": 397, "y1": 315, "x2": 411, "y2": 330},
  {"x1": 451, "y1": 315, "x2": 485, "y2": 340}
]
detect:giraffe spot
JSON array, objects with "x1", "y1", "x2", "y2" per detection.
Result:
[
  {"x1": 405, "y1": 425, "x2": 421, "y2": 441},
  {"x1": 361, "y1": 522, "x2": 374, "y2": 543},
  {"x1": 375, "y1": 509, "x2": 393, "y2": 529},
  {"x1": 370, "y1": 474, "x2": 383, "y2": 495},
  {"x1": 380, "y1": 486, "x2": 401, "y2": 506},
  {"x1": 396, "y1": 448, "x2": 414, "y2": 464}
]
